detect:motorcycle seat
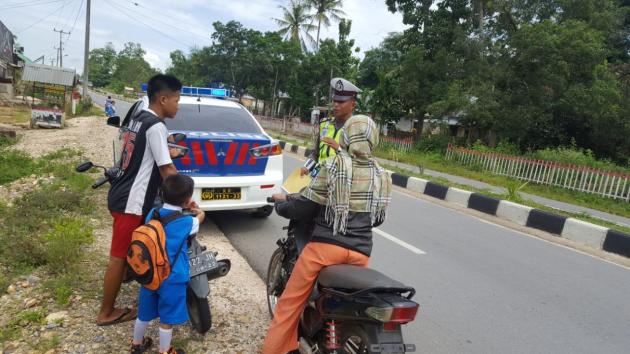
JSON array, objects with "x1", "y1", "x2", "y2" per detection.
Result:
[{"x1": 318, "y1": 264, "x2": 407, "y2": 291}]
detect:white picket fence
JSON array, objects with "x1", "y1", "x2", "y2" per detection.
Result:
[
  {"x1": 379, "y1": 135, "x2": 413, "y2": 152},
  {"x1": 255, "y1": 116, "x2": 314, "y2": 137},
  {"x1": 445, "y1": 145, "x2": 630, "y2": 201},
  {"x1": 255, "y1": 115, "x2": 414, "y2": 152}
]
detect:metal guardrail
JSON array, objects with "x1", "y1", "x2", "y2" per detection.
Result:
[{"x1": 445, "y1": 144, "x2": 630, "y2": 201}]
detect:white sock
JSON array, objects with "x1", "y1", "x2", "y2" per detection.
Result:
[
  {"x1": 159, "y1": 327, "x2": 173, "y2": 352},
  {"x1": 132, "y1": 319, "x2": 150, "y2": 344}
]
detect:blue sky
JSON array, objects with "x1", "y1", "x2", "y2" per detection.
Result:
[{"x1": 2, "y1": 0, "x2": 408, "y2": 73}]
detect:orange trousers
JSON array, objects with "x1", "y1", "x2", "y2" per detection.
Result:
[{"x1": 262, "y1": 242, "x2": 370, "y2": 354}]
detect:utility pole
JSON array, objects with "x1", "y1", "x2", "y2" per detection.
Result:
[
  {"x1": 53, "y1": 45, "x2": 60, "y2": 66},
  {"x1": 49, "y1": 58, "x2": 55, "y2": 66},
  {"x1": 53, "y1": 28, "x2": 70, "y2": 67},
  {"x1": 328, "y1": 67, "x2": 333, "y2": 104},
  {"x1": 82, "y1": 0, "x2": 91, "y2": 102}
]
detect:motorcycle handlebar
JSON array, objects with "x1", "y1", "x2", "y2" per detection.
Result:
[{"x1": 92, "y1": 176, "x2": 109, "y2": 189}]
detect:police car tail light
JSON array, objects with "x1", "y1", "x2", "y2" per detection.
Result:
[
  {"x1": 365, "y1": 303, "x2": 419, "y2": 324},
  {"x1": 250, "y1": 143, "x2": 282, "y2": 158}
]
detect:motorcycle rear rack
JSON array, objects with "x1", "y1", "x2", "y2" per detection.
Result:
[{"x1": 319, "y1": 286, "x2": 416, "y2": 300}]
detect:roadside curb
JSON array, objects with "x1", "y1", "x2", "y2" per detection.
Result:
[{"x1": 279, "y1": 141, "x2": 630, "y2": 259}]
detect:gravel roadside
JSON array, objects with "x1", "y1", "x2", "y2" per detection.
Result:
[{"x1": 1, "y1": 116, "x2": 268, "y2": 353}]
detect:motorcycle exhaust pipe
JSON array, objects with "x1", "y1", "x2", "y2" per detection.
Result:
[{"x1": 206, "y1": 259, "x2": 231, "y2": 281}]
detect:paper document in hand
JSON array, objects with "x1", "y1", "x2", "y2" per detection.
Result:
[{"x1": 282, "y1": 168, "x2": 312, "y2": 193}]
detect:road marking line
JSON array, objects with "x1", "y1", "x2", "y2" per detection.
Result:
[{"x1": 374, "y1": 228, "x2": 426, "y2": 255}]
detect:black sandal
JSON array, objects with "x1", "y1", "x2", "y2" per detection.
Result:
[{"x1": 130, "y1": 336, "x2": 153, "y2": 354}]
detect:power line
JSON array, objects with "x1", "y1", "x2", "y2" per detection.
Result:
[
  {"x1": 0, "y1": 0, "x2": 67, "y2": 11},
  {"x1": 15, "y1": 1, "x2": 68, "y2": 34},
  {"x1": 122, "y1": 0, "x2": 210, "y2": 42},
  {"x1": 62, "y1": 0, "x2": 85, "y2": 46},
  {"x1": 53, "y1": 0, "x2": 73, "y2": 31},
  {"x1": 108, "y1": 0, "x2": 196, "y2": 49}
]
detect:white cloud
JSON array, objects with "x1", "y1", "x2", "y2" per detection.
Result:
[{"x1": 143, "y1": 50, "x2": 165, "y2": 70}]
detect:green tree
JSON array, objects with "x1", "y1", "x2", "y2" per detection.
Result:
[
  {"x1": 110, "y1": 42, "x2": 159, "y2": 93},
  {"x1": 87, "y1": 43, "x2": 117, "y2": 88},
  {"x1": 274, "y1": 0, "x2": 317, "y2": 52},
  {"x1": 305, "y1": 0, "x2": 346, "y2": 50}
]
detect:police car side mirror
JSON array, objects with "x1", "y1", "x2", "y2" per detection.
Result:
[
  {"x1": 168, "y1": 143, "x2": 189, "y2": 159},
  {"x1": 169, "y1": 133, "x2": 186, "y2": 143},
  {"x1": 107, "y1": 116, "x2": 121, "y2": 128}
]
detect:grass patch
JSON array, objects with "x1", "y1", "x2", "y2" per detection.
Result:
[
  {"x1": 0, "y1": 146, "x2": 98, "y2": 294},
  {"x1": 0, "y1": 309, "x2": 46, "y2": 342},
  {"x1": 270, "y1": 128, "x2": 630, "y2": 219},
  {"x1": 0, "y1": 105, "x2": 30, "y2": 125},
  {"x1": 0, "y1": 135, "x2": 19, "y2": 148},
  {"x1": 270, "y1": 132, "x2": 308, "y2": 148},
  {"x1": 68, "y1": 103, "x2": 103, "y2": 118},
  {"x1": 0, "y1": 145, "x2": 86, "y2": 186},
  {"x1": 43, "y1": 273, "x2": 77, "y2": 306},
  {"x1": 33, "y1": 335, "x2": 61, "y2": 351},
  {"x1": 18, "y1": 309, "x2": 46, "y2": 325},
  {"x1": 0, "y1": 149, "x2": 39, "y2": 185},
  {"x1": 382, "y1": 163, "x2": 630, "y2": 234},
  {"x1": 375, "y1": 147, "x2": 630, "y2": 219},
  {"x1": 43, "y1": 218, "x2": 94, "y2": 272}
]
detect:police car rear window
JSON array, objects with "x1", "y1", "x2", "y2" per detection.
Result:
[{"x1": 165, "y1": 104, "x2": 262, "y2": 133}]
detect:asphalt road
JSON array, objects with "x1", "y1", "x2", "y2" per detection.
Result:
[
  {"x1": 90, "y1": 90, "x2": 630, "y2": 353},
  {"x1": 210, "y1": 154, "x2": 630, "y2": 354},
  {"x1": 89, "y1": 91, "x2": 134, "y2": 117}
]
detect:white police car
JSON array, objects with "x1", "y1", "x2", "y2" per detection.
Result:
[{"x1": 118, "y1": 87, "x2": 283, "y2": 217}]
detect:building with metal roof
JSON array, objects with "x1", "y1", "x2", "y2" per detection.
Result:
[{"x1": 22, "y1": 63, "x2": 75, "y2": 87}]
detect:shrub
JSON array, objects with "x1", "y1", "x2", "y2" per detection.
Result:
[
  {"x1": 0, "y1": 136, "x2": 18, "y2": 148},
  {"x1": 19, "y1": 310, "x2": 46, "y2": 325},
  {"x1": 415, "y1": 134, "x2": 450, "y2": 153},
  {"x1": 43, "y1": 218, "x2": 93, "y2": 273},
  {"x1": 0, "y1": 149, "x2": 39, "y2": 185}
]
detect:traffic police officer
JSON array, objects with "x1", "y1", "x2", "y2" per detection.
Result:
[{"x1": 301, "y1": 77, "x2": 362, "y2": 176}]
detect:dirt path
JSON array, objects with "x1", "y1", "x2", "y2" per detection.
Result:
[{"x1": 1, "y1": 117, "x2": 268, "y2": 353}]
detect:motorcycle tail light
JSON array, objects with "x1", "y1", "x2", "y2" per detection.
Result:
[
  {"x1": 365, "y1": 304, "x2": 419, "y2": 324},
  {"x1": 250, "y1": 143, "x2": 282, "y2": 158}
]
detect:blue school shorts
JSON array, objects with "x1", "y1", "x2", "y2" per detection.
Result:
[{"x1": 137, "y1": 281, "x2": 189, "y2": 325}]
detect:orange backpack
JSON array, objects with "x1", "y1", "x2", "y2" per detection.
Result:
[{"x1": 126, "y1": 210, "x2": 186, "y2": 290}]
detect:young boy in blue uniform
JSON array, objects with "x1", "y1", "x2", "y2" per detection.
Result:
[{"x1": 130, "y1": 174, "x2": 205, "y2": 354}]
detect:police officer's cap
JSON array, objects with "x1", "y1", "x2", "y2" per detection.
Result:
[{"x1": 331, "y1": 77, "x2": 362, "y2": 102}]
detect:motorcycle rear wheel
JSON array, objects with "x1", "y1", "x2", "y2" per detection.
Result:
[
  {"x1": 186, "y1": 286, "x2": 212, "y2": 334},
  {"x1": 339, "y1": 323, "x2": 374, "y2": 354},
  {"x1": 266, "y1": 247, "x2": 285, "y2": 318}
]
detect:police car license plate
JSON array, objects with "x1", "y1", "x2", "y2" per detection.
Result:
[
  {"x1": 189, "y1": 251, "x2": 218, "y2": 277},
  {"x1": 201, "y1": 187, "x2": 241, "y2": 201}
]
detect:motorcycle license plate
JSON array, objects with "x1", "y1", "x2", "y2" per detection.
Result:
[
  {"x1": 201, "y1": 187, "x2": 241, "y2": 201},
  {"x1": 189, "y1": 251, "x2": 218, "y2": 277}
]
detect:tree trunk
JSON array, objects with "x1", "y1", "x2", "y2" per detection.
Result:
[
  {"x1": 477, "y1": 0, "x2": 484, "y2": 31},
  {"x1": 414, "y1": 115, "x2": 424, "y2": 142},
  {"x1": 316, "y1": 18, "x2": 322, "y2": 50}
]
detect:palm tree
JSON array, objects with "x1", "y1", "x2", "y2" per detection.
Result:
[
  {"x1": 306, "y1": 0, "x2": 346, "y2": 50},
  {"x1": 274, "y1": 0, "x2": 318, "y2": 52}
]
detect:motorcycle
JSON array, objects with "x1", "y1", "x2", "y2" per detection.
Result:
[
  {"x1": 75, "y1": 118, "x2": 231, "y2": 334},
  {"x1": 185, "y1": 217, "x2": 231, "y2": 333},
  {"x1": 265, "y1": 196, "x2": 419, "y2": 354}
]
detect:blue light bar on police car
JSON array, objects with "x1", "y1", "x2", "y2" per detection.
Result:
[{"x1": 140, "y1": 83, "x2": 229, "y2": 98}]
